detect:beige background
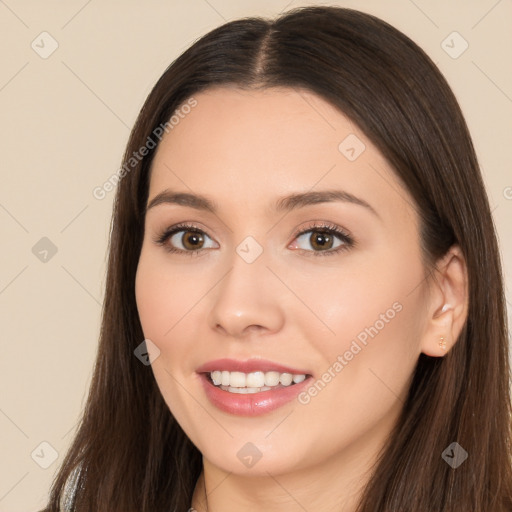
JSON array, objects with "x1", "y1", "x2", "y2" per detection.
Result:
[{"x1": 0, "y1": 1, "x2": 510, "y2": 510}]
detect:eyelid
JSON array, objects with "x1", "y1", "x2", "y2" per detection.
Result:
[{"x1": 291, "y1": 221, "x2": 353, "y2": 240}]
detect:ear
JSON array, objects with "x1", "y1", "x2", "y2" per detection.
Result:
[{"x1": 420, "y1": 244, "x2": 469, "y2": 357}]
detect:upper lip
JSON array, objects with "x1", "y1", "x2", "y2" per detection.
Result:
[{"x1": 196, "y1": 358, "x2": 312, "y2": 375}]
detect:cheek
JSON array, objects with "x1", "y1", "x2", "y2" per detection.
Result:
[
  {"x1": 135, "y1": 260, "x2": 168, "y2": 340},
  {"x1": 134, "y1": 249, "x2": 213, "y2": 392},
  {"x1": 135, "y1": 250, "x2": 194, "y2": 341},
  {"x1": 291, "y1": 246, "x2": 425, "y2": 393},
  {"x1": 286, "y1": 258, "x2": 403, "y2": 345},
  {"x1": 290, "y1": 289, "x2": 422, "y2": 456},
  {"x1": 135, "y1": 252, "x2": 198, "y2": 419}
]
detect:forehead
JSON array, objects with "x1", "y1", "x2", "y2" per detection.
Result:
[{"x1": 148, "y1": 86, "x2": 415, "y2": 224}]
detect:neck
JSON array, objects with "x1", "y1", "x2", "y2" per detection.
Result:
[{"x1": 190, "y1": 432, "x2": 386, "y2": 512}]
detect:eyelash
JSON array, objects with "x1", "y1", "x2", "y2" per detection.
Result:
[{"x1": 153, "y1": 221, "x2": 355, "y2": 257}]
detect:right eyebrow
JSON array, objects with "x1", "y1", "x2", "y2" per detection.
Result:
[{"x1": 146, "y1": 190, "x2": 216, "y2": 213}]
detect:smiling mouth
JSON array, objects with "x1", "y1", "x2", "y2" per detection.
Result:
[{"x1": 204, "y1": 370, "x2": 311, "y2": 394}]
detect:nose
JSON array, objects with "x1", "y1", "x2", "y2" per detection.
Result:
[{"x1": 207, "y1": 252, "x2": 286, "y2": 339}]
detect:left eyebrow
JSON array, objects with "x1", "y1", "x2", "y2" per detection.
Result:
[
  {"x1": 275, "y1": 190, "x2": 380, "y2": 219},
  {"x1": 145, "y1": 188, "x2": 380, "y2": 219}
]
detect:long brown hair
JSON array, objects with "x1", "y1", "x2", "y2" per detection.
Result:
[{"x1": 42, "y1": 6, "x2": 512, "y2": 511}]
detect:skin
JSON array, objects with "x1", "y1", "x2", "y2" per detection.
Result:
[{"x1": 135, "y1": 86, "x2": 468, "y2": 512}]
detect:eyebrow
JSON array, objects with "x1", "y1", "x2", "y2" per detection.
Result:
[{"x1": 146, "y1": 189, "x2": 379, "y2": 218}]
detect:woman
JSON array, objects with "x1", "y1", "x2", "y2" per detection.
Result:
[{"x1": 42, "y1": 5, "x2": 512, "y2": 511}]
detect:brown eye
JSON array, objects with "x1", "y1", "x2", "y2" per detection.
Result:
[
  {"x1": 290, "y1": 224, "x2": 353, "y2": 256},
  {"x1": 162, "y1": 227, "x2": 218, "y2": 253},
  {"x1": 309, "y1": 231, "x2": 334, "y2": 251},
  {"x1": 181, "y1": 231, "x2": 204, "y2": 250}
]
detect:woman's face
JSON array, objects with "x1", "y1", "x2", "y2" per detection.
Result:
[{"x1": 135, "y1": 86, "x2": 432, "y2": 480}]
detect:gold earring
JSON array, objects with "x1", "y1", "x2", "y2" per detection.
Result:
[{"x1": 439, "y1": 336, "x2": 447, "y2": 350}]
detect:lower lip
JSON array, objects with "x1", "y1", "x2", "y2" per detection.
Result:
[{"x1": 198, "y1": 373, "x2": 313, "y2": 416}]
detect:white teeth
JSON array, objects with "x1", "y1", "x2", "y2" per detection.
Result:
[
  {"x1": 229, "y1": 372, "x2": 246, "y2": 388},
  {"x1": 209, "y1": 370, "x2": 307, "y2": 390},
  {"x1": 224, "y1": 386, "x2": 272, "y2": 394},
  {"x1": 246, "y1": 371, "x2": 265, "y2": 388},
  {"x1": 264, "y1": 371, "x2": 280, "y2": 386},
  {"x1": 280, "y1": 373, "x2": 293, "y2": 386}
]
